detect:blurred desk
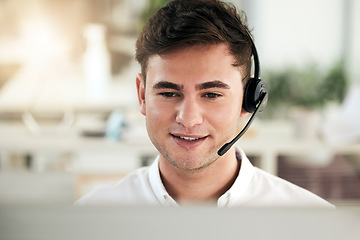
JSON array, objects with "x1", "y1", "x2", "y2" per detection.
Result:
[
  {"x1": 238, "y1": 121, "x2": 360, "y2": 175},
  {"x1": 0, "y1": 120, "x2": 360, "y2": 175},
  {"x1": 0, "y1": 121, "x2": 156, "y2": 173}
]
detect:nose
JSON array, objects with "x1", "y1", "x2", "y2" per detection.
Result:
[{"x1": 175, "y1": 97, "x2": 204, "y2": 128}]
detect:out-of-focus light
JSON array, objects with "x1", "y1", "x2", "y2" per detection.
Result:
[{"x1": 19, "y1": 16, "x2": 67, "y2": 64}]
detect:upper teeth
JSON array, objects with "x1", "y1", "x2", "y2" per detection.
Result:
[{"x1": 179, "y1": 136, "x2": 200, "y2": 141}]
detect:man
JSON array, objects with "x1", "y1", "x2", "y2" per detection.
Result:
[{"x1": 76, "y1": 0, "x2": 333, "y2": 208}]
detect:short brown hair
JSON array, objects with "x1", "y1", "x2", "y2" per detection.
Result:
[{"x1": 135, "y1": 0, "x2": 253, "y2": 84}]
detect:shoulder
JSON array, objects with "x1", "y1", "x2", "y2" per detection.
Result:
[
  {"x1": 249, "y1": 167, "x2": 334, "y2": 208},
  {"x1": 75, "y1": 166, "x2": 158, "y2": 206},
  {"x1": 233, "y1": 148, "x2": 334, "y2": 208}
]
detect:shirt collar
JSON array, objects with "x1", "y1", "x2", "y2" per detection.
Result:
[
  {"x1": 217, "y1": 148, "x2": 255, "y2": 207},
  {"x1": 148, "y1": 156, "x2": 178, "y2": 207},
  {"x1": 148, "y1": 148, "x2": 254, "y2": 207}
]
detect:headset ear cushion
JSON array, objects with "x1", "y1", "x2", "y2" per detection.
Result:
[{"x1": 242, "y1": 78, "x2": 268, "y2": 113}]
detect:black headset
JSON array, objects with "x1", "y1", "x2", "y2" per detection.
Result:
[
  {"x1": 217, "y1": 30, "x2": 268, "y2": 156},
  {"x1": 242, "y1": 30, "x2": 268, "y2": 113}
]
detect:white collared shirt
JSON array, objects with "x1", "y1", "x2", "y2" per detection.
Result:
[{"x1": 75, "y1": 149, "x2": 334, "y2": 208}]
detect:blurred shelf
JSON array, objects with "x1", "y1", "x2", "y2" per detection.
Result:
[{"x1": 1, "y1": 119, "x2": 360, "y2": 175}]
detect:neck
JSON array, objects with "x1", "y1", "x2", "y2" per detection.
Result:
[{"x1": 159, "y1": 148, "x2": 240, "y2": 204}]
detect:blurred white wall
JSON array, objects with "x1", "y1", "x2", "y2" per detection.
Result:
[
  {"x1": 348, "y1": 0, "x2": 360, "y2": 83},
  {"x1": 245, "y1": 0, "x2": 359, "y2": 83}
]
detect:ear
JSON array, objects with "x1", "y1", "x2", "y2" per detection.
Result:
[
  {"x1": 240, "y1": 107, "x2": 249, "y2": 117},
  {"x1": 241, "y1": 87, "x2": 249, "y2": 118},
  {"x1": 136, "y1": 73, "x2": 146, "y2": 116}
]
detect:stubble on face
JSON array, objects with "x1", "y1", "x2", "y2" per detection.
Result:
[
  {"x1": 141, "y1": 44, "x2": 245, "y2": 174},
  {"x1": 156, "y1": 137, "x2": 220, "y2": 171}
]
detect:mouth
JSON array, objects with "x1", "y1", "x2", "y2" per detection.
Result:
[
  {"x1": 177, "y1": 136, "x2": 203, "y2": 141},
  {"x1": 170, "y1": 134, "x2": 208, "y2": 149}
]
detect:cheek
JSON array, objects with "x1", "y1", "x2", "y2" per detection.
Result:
[
  {"x1": 145, "y1": 99, "x2": 173, "y2": 126},
  {"x1": 146, "y1": 104, "x2": 161, "y2": 127},
  {"x1": 208, "y1": 98, "x2": 243, "y2": 130},
  {"x1": 145, "y1": 105, "x2": 162, "y2": 139}
]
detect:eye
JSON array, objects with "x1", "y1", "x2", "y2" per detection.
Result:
[
  {"x1": 159, "y1": 92, "x2": 180, "y2": 98},
  {"x1": 203, "y1": 92, "x2": 222, "y2": 99}
]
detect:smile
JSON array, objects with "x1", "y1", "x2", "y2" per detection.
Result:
[
  {"x1": 170, "y1": 134, "x2": 208, "y2": 149},
  {"x1": 171, "y1": 134, "x2": 207, "y2": 141},
  {"x1": 178, "y1": 136, "x2": 201, "y2": 141}
]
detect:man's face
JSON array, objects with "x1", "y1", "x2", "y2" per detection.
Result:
[{"x1": 136, "y1": 43, "x2": 247, "y2": 171}]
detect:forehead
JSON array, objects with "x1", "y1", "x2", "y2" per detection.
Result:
[{"x1": 146, "y1": 43, "x2": 243, "y2": 87}]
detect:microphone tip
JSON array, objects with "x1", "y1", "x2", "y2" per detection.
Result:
[{"x1": 217, "y1": 143, "x2": 230, "y2": 156}]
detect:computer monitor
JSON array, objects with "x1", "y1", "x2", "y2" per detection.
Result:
[{"x1": 1, "y1": 205, "x2": 359, "y2": 240}]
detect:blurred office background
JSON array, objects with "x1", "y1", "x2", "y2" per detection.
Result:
[{"x1": 0, "y1": 0, "x2": 359, "y2": 206}]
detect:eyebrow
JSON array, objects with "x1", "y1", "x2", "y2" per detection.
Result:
[
  {"x1": 195, "y1": 80, "x2": 230, "y2": 90},
  {"x1": 152, "y1": 80, "x2": 230, "y2": 91},
  {"x1": 153, "y1": 81, "x2": 183, "y2": 91}
]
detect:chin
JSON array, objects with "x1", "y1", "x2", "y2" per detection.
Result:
[{"x1": 165, "y1": 149, "x2": 220, "y2": 171}]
